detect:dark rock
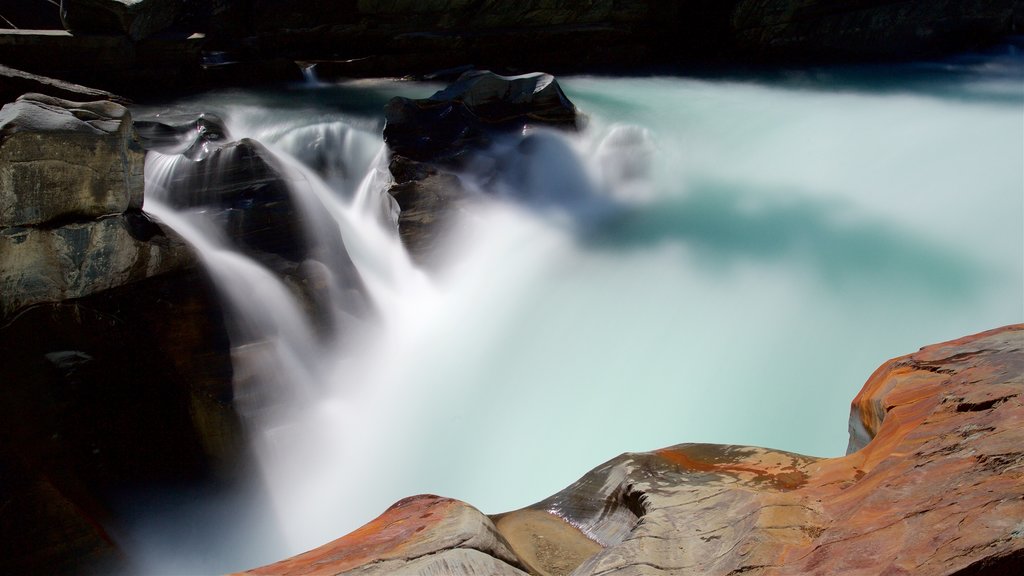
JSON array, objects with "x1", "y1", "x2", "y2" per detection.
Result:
[
  {"x1": 0, "y1": 268, "x2": 238, "y2": 576},
  {"x1": 0, "y1": 65, "x2": 128, "y2": 108},
  {"x1": 60, "y1": 0, "x2": 184, "y2": 41},
  {"x1": 386, "y1": 156, "x2": 471, "y2": 265},
  {"x1": 148, "y1": 138, "x2": 310, "y2": 263},
  {"x1": 135, "y1": 112, "x2": 231, "y2": 160},
  {"x1": 0, "y1": 93, "x2": 144, "y2": 227},
  {"x1": 382, "y1": 70, "x2": 578, "y2": 263},
  {"x1": 0, "y1": 0, "x2": 64, "y2": 30},
  {"x1": 731, "y1": 0, "x2": 1019, "y2": 62},
  {"x1": 383, "y1": 70, "x2": 578, "y2": 163}
]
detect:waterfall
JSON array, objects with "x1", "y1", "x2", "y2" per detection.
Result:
[{"x1": 129, "y1": 55, "x2": 1022, "y2": 572}]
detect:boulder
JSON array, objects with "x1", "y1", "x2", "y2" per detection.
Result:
[
  {"x1": 60, "y1": 0, "x2": 184, "y2": 40},
  {"x1": 0, "y1": 93, "x2": 143, "y2": 227},
  {"x1": 238, "y1": 325, "x2": 1024, "y2": 575},
  {"x1": 383, "y1": 70, "x2": 578, "y2": 162},
  {"x1": 383, "y1": 71, "x2": 578, "y2": 262}
]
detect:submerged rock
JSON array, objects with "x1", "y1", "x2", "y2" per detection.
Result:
[{"x1": 238, "y1": 325, "x2": 1024, "y2": 575}]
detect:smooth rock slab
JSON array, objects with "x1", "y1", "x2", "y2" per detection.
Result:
[
  {"x1": 0, "y1": 93, "x2": 143, "y2": 227},
  {"x1": 239, "y1": 325, "x2": 1024, "y2": 576}
]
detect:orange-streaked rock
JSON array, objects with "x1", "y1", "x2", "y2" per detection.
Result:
[
  {"x1": 237, "y1": 325, "x2": 1024, "y2": 575},
  {"x1": 234, "y1": 494, "x2": 527, "y2": 576}
]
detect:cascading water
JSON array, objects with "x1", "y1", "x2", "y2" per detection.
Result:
[{"x1": 127, "y1": 42, "x2": 1022, "y2": 574}]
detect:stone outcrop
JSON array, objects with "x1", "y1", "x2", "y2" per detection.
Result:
[
  {"x1": 238, "y1": 324, "x2": 1024, "y2": 575},
  {"x1": 0, "y1": 94, "x2": 241, "y2": 575},
  {"x1": 383, "y1": 70, "x2": 578, "y2": 263},
  {"x1": 0, "y1": 94, "x2": 191, "y2": 318},
  {"x1": 0, "y1": 93, "x2": 143, "y2": 226}
]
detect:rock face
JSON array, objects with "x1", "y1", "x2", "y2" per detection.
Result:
[
  {"x1": 0, "y1": 93, "x2": 143, "y2": 227},
  {"x1": 239, "y1": 324, "x2": 1024, "y2": 575},
  {"x1": 383, "y1": 70, "x2": 579, "y2": 263},
  {"x1": 0, "y1": 93, "x2": 240, "y2": 575},
  {"x1": 0, "y1": 94, "x2": 191, "y2": 318},
  {"x1": 384, "y1": 71, "x2": 578, "y2": 162}
]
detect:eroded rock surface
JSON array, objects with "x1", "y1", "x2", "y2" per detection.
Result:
[{"x1": 239, "y1": 325, "x2": 1024, "y2": 575}]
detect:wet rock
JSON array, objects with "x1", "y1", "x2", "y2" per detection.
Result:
[
  {"x1": 383, "y1": 70, "x2": 578, "y2": 162},
  {"x1": 238, "y1": 325, "x2": 1024, "y2": 575},
  {"x1": 60, "y1": 0, "x2": 184, "y2": 40},
  {"x1": 149, "y1": 138, "x2": 311, "y2": 262},
  {"x1": 0, "y1": 93, "x2": 144, "y2": 227},
  {"x1": 383, "y1": 71, "x2": 578, "y2": 263},
  {"x1": 0, "y1": 212, "x2": 194, "y2": 319},
  {"x1": 386, "y1": 155, "x2": 471, "y2": 265}
]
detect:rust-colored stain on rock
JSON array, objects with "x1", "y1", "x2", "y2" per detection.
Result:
[{"x1": 236, "y1": 495, "x2": 455, "y2": 576}]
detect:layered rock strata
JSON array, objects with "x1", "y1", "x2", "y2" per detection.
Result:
[
  {"x1": 238, "y1": 324, "x2": 1024, "y2": 575},
  {"x1": 0, "y1": 93, "x2": 192, "y2": 317}
]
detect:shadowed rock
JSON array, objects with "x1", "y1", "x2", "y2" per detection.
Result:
[
  {"x1": 383, "y1": 70, "x2": 578, "y2": 264},
  {"x1": 60, "y1": 0, "x2": 184, "y2": 40},
  {"x1": 238, "y1": 325, "x2": 1024, "y2": 575},
  {"x1": 384, "y1": 70, "x2": 578, "y2": 163}
]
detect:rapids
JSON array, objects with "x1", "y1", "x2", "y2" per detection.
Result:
[{"x1": 125, "y1": 43, "x2": 1023, "y2": 573}]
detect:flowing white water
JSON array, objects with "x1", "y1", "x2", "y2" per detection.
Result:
[{"x1": 129, "y1": 44, "x2": 1023, "y2": 573}]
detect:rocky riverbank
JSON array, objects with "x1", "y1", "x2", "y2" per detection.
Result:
[
  {"x1": 238, "y1": 325, "x2": 1024, "y2": 576},
  {"x1": 1, "y1": 1, "x2": 1021, "y2": 99}
]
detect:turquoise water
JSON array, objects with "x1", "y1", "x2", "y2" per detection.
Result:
[{"x1": 128, "y1": 43, "x2": 1023, "y2": 573}]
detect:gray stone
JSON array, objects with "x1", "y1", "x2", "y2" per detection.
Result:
[
  {"x1": 0, "y1": 93, "x2": 144, "y2": 227},
  {"x1": 0, "y1": 212, "x2": 194, "y2": 319}
]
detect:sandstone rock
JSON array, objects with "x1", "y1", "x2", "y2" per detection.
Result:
[
  {"x1": 239, "y1": 325, "x2": 1024, "y2": 575},
  {"x1": 60, "y1": 0, "x2": 184, "y2": 40},
  {"x1": 235, "y1": 494, "x2": 529, "y2": 576},
  {"x1": 0, "y1": 93, "x2": 143, "y2": 227}
]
